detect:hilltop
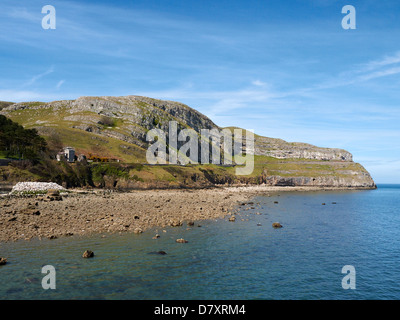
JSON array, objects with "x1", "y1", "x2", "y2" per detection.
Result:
[{"x1": 0, "y1": 96, "x2": 375, "y2": 189}]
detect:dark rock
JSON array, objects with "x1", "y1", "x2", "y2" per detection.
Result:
[
  {"x1": 187, "y1": 221, "x2": 195, "y2": 226},
  {"x1": 82, "y1": 250, "x2": 94, "y2": 258},
  {"x1": 20, "y1": 207, "x2": 41, "y2": 215},
  {"x1": 170, "y1": 219, "x2": 182, "y2": 227},
  {"x1": 148, "y1": 250, "x2": 167, "y2": 255},
  {"x1": 0, "y1": 258, "x2": 7, "y2": 265},
  {"x1": 46, "y1": 190, "x2": 63, "y2": 201}
]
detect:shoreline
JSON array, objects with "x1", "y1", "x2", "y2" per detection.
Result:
[{"x1": 0, "y1": 185, "x2": 375, "y2": 242}]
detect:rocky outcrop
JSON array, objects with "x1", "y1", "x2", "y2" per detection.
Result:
[
  {"x1": 255, "y1": 136, "x2": 352, "y2": 161},
  {"x1": 1, "y1": 95, "x2": 350, "y2": 162},
  {"x1": 0, "y1": 95, "x2": 376, "y2": 188},
  {"x1": 263, "y1": 173, "x2": 375, "y2": 188}
]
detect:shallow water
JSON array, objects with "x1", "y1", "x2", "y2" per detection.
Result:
[{"x1": 1, "y1": 185, "x2": 399, "y2": 300}]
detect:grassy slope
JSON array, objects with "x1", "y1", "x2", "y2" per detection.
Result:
[
  {"x1": 5, "y1": 105, "x2": 147, "y2": 163},
  {"x1": 1, "y1": 103, "x2": 371, "y2": 186}
]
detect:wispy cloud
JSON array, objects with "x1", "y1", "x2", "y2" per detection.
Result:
[
  {"x1": 56, "y1": 80, "x2": 65, "y2": 90},
  {"x1": 362, "y1": 51, "x2": 400, "y2": 71},
  {"x1": 22, "y1": 66, "x2": 54, "y2": 87},
  {"x1": 313, "y1": 52, "x2": 400, "y2": 90}
]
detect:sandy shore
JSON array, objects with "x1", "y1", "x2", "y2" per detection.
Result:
[{"x1": 0, "y1": 185, "x2": 369, "y2": 242}]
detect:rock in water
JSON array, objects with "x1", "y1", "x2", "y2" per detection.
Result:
[
  {"x1": 272, "y1": 222, "x2": 283, "y2": 228},
  {"x1": 176, "y1": 238, "x2": 188, "y2": 243},
  {"x1": 82, "y1": 250, "x2": 94, "y2": 258},
  {"x1": 0, "y1": 258, "x2": 7, "y2": 265},
  {"x1": 229, "y1": 216, "x2": 236, "y2": 222}
]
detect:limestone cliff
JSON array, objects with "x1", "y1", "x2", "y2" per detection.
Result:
[{"x1": 0, "y1": 96, "x2": 376, "y2": 189}]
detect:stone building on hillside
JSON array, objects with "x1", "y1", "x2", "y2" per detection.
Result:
[{"x1": 56, "y1": 147, "x2": 76, "y2": 162}]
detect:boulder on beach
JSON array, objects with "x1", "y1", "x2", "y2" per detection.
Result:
[
  {"x1": 20, "y1": 205, "x2": 40, "y2": 216},
  {"x1": 170, "y1": 219, "x2": 182, "y2": 227},
  {"x1": 272, "y1": 222, "x2": 283, "y2": 228},
  {"x1": 229, "y1": 216, "x2": 236, "y2": 222},
  {"x1": 46, "y1": 189, "x2": 63, "y2": 201},
  {"x1": 133, "y1": 227, "x2": 143, "y2": 234},
  {"x1": 82, "y1": 250, "x2": 94, "y2": 258}
]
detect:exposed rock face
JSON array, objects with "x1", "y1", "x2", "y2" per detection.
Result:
[
  {"x1": 263, "y1": 174, "x2": 375, "y2": 188},
  {"x1": 255, "y1": 136, "x2": 353, "y2": 161},
  {"x1": 0, "y1": 95, "x2": 376, "y2": 188}
]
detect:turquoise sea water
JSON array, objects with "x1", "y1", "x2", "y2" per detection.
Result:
[{"x1": 1, "y1": 185, "x2": 400, "y2": 300}]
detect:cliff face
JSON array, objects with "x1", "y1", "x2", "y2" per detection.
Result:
[
  {"x1": 0, "y1": 96, "x2": 376, "y2": 189},
  {"x1": 254, "y1": 136, "x2": 353, "y2": 161}
]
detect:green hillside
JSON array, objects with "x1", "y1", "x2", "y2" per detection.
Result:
[{"x1": 0, "y1": 96, "x2": 376, "y2": 189}]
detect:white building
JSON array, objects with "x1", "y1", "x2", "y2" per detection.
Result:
[
  {"x1": 64, "y1": 147, "x2": 75, "y2": 162},
  {"x1": 57, "y1": 147, "x2": 75, "y2": 162}
]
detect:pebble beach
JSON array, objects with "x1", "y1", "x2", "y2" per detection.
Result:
[{"x1": 0, "y1": 184, "x2": 369, "y2": 242}]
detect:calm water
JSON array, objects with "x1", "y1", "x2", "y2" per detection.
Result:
[{"x1": 1, "y1": 185, "x2": 400, "y2": 300}]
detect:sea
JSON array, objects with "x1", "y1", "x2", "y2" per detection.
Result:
[{"x1": 1, "y1": 184, "x2": 400, "y2": 300}]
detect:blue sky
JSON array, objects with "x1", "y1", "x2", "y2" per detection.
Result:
[{"x1": 1, "y1": 0, "x2": 400, "y2": 183}]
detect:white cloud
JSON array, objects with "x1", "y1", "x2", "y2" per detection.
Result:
[
  {"x1": 56, "y1": 80, "x2": 65, "y2": 89},
  {"x1": 22, "y1": 66, "x2": 54, "y2": 87},
  {"x1": 251, "y1": 80, "x2": 267, "y2": 87},
  {"x1": 363, "y1": 51, "x2": 400, "y2": 71}
]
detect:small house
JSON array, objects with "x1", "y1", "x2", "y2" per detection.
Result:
[
  {"x1": 64, "y1": 147, "x2": 75, "y2": 162},
  {"x1": 57, "y1": 147, "x2": 76, "y2": 162}
]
